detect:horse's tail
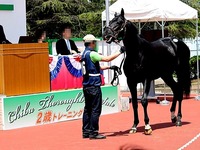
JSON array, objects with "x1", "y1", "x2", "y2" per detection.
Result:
[{"x1": 176, "y1": 39, "x2": 191, "y2": 96}]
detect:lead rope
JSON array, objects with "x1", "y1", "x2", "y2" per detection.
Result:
[{"x1": 111, "y1": 41, "x2": 126, "y2": 86}]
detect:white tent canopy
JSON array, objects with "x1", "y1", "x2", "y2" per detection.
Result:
[{"x1": 102, "y1": 0, "x2": 198, "y2": 22}]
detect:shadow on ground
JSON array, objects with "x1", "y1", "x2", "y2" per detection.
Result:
[{"x1": 102, "y1": 121, "x2": 190, "y2": 137}]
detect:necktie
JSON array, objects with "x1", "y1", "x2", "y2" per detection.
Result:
[{"x1": 66, "y1": 40, "x2": 71, "y2": 50}]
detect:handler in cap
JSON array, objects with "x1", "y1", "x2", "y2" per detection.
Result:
[{"x1": 81, "y1": 34, "x2": 126, "y2": 139}]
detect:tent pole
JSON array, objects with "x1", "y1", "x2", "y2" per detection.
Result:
[
  {"x1": 162, "y1": 19, "x2": 169, "y2": 103},
  {"x1": 139, "y1": 21, "x2": 141, "y2": 34},
  {"x1": 138, "y1": 21, "x2": 143, "y2": 96},
  {"x1": 101, "y1": 21, "x2": 105, "y2": 55},
  {"x1": 161, "y1": 20, "x2": 165, "y2": 38},
  {"x1": 105, "y1": 0, "x2": 111, "y2": 83},
  {"x1": 195, "y1": 18, "x2": 200, "y2": 100}
]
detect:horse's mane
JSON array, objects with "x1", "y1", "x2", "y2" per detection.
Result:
[
  {"x1": 125, "y1": 21, "x2": 150, "y2": 44},
  {"x1": 124, "y1": 21, "x2": 150, "y2": 54},
  {"x1": 126, "y1": 21, "x2": 138, "y2": 36}
]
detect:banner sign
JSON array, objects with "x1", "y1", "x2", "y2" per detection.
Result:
[{"x1": 2, "y1": 85, "x2": 119, "y2": 130}]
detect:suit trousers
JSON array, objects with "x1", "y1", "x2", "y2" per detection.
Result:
[{"x1": 82, "y1": 86, "x2": 102, "y2": 136}]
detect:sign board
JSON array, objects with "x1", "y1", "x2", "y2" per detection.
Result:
[{"x1": 2, "y1": 85, "x2": 119, "y2": 130}]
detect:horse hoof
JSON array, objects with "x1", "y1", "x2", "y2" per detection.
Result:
[
  {"x1": 176, "y1": 121, "x2": 182, "y2": 127},
  {"x1": 144, "y1": 128, "x2": 152, "y2": 135},
  {"x1": 171, "y1": 116, "x2": 177, "y2": 123},
  {"x1": 129, "y1": 128, "x2": 137, "y2": 134}
]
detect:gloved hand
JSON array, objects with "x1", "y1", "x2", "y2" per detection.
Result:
[
  {"x1": 110, "y1": 65, "x2": 119, "y2": 70},
  {"x1": 119, "y1": 46, "x2": 126, "y2": 53}
]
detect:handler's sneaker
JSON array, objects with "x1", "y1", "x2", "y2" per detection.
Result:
[{"x1": 89, "y1": 134, "x2": 106, "y2": 140}]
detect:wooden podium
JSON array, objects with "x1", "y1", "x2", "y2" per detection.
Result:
[{"x1": 0, "y1": 43, "x2": 50, "y2": 96}]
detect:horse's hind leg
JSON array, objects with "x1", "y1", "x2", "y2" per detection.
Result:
[
  {"x1": 127, "y1": 80, "x2": 139, "y2": 133},
  {"x1": 170, "y1": 91, "x2": 183, "y2": 126},
  {"x1": 161, "y1": 75, "x2": 183, "y2": 126},
  {"x1": 170, "y1": 94, "x2": 183, "y2": 126},
  {"x1": 176, "y1": 100, "x2": 183, "y2": 126}
]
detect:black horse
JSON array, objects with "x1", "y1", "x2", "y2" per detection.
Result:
[{"x1": 103, "y1": 9, "x2": 191, "y2": 135}]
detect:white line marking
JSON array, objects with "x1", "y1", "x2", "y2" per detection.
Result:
[{"x1": 178, "y1": 132, "x2": 200, "y2": 150}]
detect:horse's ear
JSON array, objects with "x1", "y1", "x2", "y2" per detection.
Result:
[
  {"x1": 114, "y1": 12, "x2": 117, "y2": 17},
  {"x1": 121, "y1": 8, "x2": 124, "y2": 17}
]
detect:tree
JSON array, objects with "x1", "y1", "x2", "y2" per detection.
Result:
[
  {"x1": 27, "y1": 0, "x2": 199, "y2": 39},
  {"x1": 26, "y1": 0, "x2": 106, "y2": 39}
]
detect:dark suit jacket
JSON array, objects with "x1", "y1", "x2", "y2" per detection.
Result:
[
  {"x1": 0, "y1": 39, "x2": 11, "y2": 44},
  {"x1": 56, "y1": 38, "x2": 79, "y2": 55},
  {"x1": 0, "y1": 25, "x2": 11, "y2": 44}
]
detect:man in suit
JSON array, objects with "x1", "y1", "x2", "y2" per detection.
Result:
[
  {"x1": 56, "y1": 24, "x2": 79, "y2": 55},
  {"x1": 0, "y1": 25, "x2": 11, "y2": 44}
]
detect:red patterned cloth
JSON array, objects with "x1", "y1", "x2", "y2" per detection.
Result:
[{"x1": 49, "y1": 55, "x2": 104, "y2": 91}]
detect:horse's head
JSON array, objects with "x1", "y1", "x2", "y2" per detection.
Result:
[{"x1": 103, "y1": 8, "x2": 127, "y2": 44}]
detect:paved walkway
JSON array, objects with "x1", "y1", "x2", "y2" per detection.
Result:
[{"x1": 0, "y1": 98, "x2": 200, "y2": 150}]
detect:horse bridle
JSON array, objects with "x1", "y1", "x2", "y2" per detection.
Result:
[
  {"x1": 110, "y1": 40, "x2": 127, "y2": 86},
  {"x1": 105, "y1": 19, "x2": 128, "y2": 86},
  {"x1": 109, "y1": 32, "x2": 127, "y2": 86},
  {"x1": 106, "y1": 19, "x2": 127, "y2": 42}
]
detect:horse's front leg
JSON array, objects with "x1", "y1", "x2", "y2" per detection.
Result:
[
  {"x1": 127, "y1": 80, "x2": 139, "y2": 134},
  {"x1": 141, "y1": 79, "x2": 152, "y2": 135}
]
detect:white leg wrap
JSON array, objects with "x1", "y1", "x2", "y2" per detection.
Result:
[
  {"x1": 131, "y1": 126, "x2": 137, "y2": 130},
  {"x1": 145, "y1": 124, "x2": 151, "y2": 130}
]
